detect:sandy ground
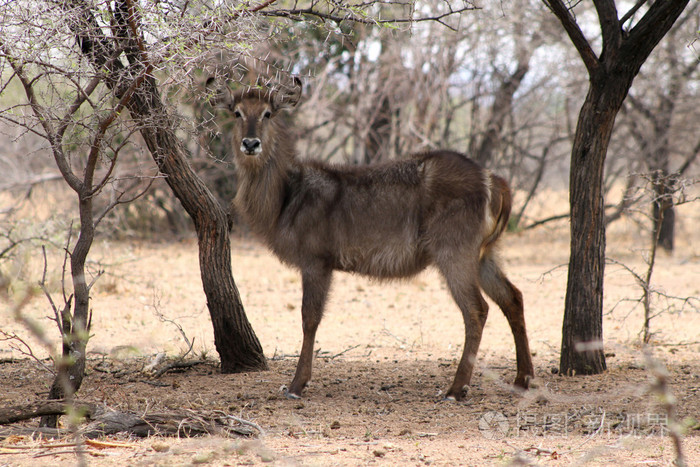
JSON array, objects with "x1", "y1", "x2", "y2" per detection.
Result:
[{"x1": 1, "y1": 190, "x2": 699, "y2": 465}]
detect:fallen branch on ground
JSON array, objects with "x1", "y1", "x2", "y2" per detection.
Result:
[
  {"x1": 0, "y1": 400, "x2": 262, "y2": 440},
  {"x1": 0, "y1": 400, "x2": 96, "y2": 425},
  {"x1": 151, "y1": 359, "x2": 211, "y2": 378}
]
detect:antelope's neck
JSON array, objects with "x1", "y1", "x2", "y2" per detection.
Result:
[{"x1": 234, "y1": 153, "x2": 293, "y2": 242}]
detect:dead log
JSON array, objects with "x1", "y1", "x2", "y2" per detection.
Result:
[
  {"x1": 0, "y1": 400, "x2": 262, "y2": 440},
  {"x1": 0, "y1": 400, "x2": 96, "y2": 424},
  {"x1": 81, "y1": 409, "x2": 262, "y2": 438}
]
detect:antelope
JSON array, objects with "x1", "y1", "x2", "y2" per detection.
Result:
[{"x1": 211, "y1": 78, "x2": 534, "y2": 400}]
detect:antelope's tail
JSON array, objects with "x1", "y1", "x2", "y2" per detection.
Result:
[{"x1": 481, "y1": 172, "x2": 511, "y2": 257}]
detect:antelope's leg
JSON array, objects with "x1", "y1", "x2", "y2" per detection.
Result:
[
  {"x1": 286, "y1": 267, "x2": 332, "y2": 398},
  {"x1": 438, "y1": 255, "x2": 489, "y2": 401},
  {"x1": 479, "y1": 254, "x2": 534, "y2": 388},
  {"x1": 446, "y1": 284, "x2": 489, "y2": 400}
]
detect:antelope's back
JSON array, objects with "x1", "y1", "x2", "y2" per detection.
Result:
[{"x1": 293, "y1": 151, "x2": 491, "y2": 277}]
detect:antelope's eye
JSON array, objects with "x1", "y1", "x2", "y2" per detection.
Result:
[
  {"x1": 262, "y1": 110, "x2": 272, "y2": 119},
  {"x1": 233, "y1": 109, "x2": 242, "y2": 119}
]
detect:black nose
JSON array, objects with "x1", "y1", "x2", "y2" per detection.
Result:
[{"x1": 241, "y1": 138, "x2": 261, "y2": 154}]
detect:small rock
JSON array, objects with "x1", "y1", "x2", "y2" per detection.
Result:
[
  {"x1": 373, "y1": 449, "x2": 386, "y2": 458},
  {"x1": 192, "y1": 450, "x2": 216, "y2": 464},
  {"x1": 151, "y1": 441, "x2": 170, "y2": 452},
  {"x1": 258, "y1": 448, "x2": 276, "y2": 463}
]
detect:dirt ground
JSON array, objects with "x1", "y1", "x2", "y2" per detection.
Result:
[{"x1": 1, "y1": 189, "x2": 700, "y2": 465}]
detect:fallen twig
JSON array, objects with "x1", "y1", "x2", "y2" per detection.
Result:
[
  {"x1": 319, "y1": 344, "x2": 361, "y2": 360},
  {"x1": 152, "y1": 359, "x2": 210, "y2": 378},
  {"x1": 84, "y1": 438, "x2": 136, "y2": 449}
]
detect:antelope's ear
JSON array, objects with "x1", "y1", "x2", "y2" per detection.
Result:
[
  {"x1": 205, "y1": 77, "x2": 234, "y2": 109},
  {"x1": 273, "y1": 76, "x2": 302, "y2": 111}
]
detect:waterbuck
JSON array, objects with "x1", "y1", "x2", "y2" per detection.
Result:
[{"x1": 212, "y1": 78, "x2": 534, "y2": 400}]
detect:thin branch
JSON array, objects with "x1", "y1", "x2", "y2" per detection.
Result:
[
  {"x1": 88, "y1": 126, "x2": 143, "y2": 197},
  {"x1": 259, "y1": 4, "x2": 477, "y2": 31},
  {"x1": 0, "y1": 173, "x2": 64, "y2": 192},
  {"x1": 93, "y1": 175, "x2": 159, "y2": 228},
  {"x1": 0, "y1": 230, "x2": 48, "y2": 260},
  {"x1": 620, "y1": 0, "x2": 648, "y2": 27},
  {"x1": 56, "y1": 73, "x2": 105, "y2": 140},
  {"x1": 0, "y1": 330, "x2": 55, "y2": 375},
  {"x1": 542, "y1": 0, "x2": 599, "y2": 75},
  {"x1": 521, "y1": 213, "x2": 570, "y2": 230},
  {"x1": 40, "y1": 246, "x2": 65, "y2": 336},
  {"x1": 60, "y1": 222, "x2": 74, "y2": 306},
  {"x1": 0, "y1": 41, "x2": 83, "y2": 192},
  {"x1": 677, "y1": 137, "x2": 700, "y2": 176}
]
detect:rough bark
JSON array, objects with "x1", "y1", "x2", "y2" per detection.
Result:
[
  {"x1": 127, "y1": 92, "x2": 267, "y2": 372},
  {"x1": 560, "y1": 78, "x2": 622, "y2": 375}
]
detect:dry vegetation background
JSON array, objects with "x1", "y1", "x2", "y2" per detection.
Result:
[{"x1": 1, "y1": 183, "x2": 699, "y2": 465}]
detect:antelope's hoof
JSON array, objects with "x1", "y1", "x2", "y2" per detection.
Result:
[
  {"x1": 282, "y1": 385, "x2": 303, "y2": 399},
  {"x1": 443, "y1": 387, "x2": 468, "y2": 402}
]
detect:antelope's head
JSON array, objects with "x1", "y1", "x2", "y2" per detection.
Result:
[{"x1": 208, "y1": 77, "x2": 302, "y2": 164}]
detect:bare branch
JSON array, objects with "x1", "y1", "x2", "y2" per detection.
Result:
[
  {"x1": 593, "y1": 0, "x2": 621, "y2": 53},
  {"x1": 94, "y1": 175, "x2": 159, "y2": 228},
  {"x1": 620, "y1": 0, "x2": 649, "y2": 28},
  {"x1": 0, "y1": 330, "x2": 55, "y2": 375},
  {"x1": 0, "y1": 41, "x2": 84, "y2": 192},
  {"x1": 541, "y1": 0, "x2": 599, "y2": 75},
  {"x1": 260, "y1": 2, "x2": 478, "y2": 31},
  {"x1": 40, "y1": 246, "x2": 64, "y2": 336}
]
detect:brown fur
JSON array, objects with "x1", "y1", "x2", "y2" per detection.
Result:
[{"x1": 218, "y1": 80, "x2": 534, "y2": 400}]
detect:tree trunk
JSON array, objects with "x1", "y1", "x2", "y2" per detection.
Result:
[
  {"x1": 560, "y1": 79, "x2": 619, "y2": 375},
  {"x1": 650, "y1": 154, "x2": 675, "y2": 252},
  {"x1": 654, "y1": 194, "x2": 675, "y2": 252},
  {"x1": 128, "y1": 81, "x2": 268, "y2": 373},
  {"x1": 40, "y1": 193, "x2": 93, "y2": 427},
  {"x1": 65, "y1": 1, "x2": 267, "y2": 373},
  {"x1": 545, "y1": 0, "x2": 690, "y2": 377},
  {"x1": 474, "y1": 58, "x2": 531, "y2": 168},
  {"x1": 364, "y1": 92, "x2": 392, "y2": 163}
]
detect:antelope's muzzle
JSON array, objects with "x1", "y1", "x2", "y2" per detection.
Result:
[{"x1": 241, "y1": 138, "x2": 262, "y2": 156}]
